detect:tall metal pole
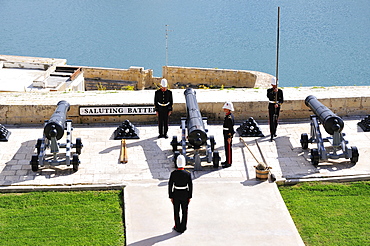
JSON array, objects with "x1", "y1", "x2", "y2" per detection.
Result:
[
  {"x1": 275, "y1": 7, "x2": 280, "y2": 85},
  {"x1": 165, "y1": 25, "x2": 169, "y2": 66},
  {"x1": 273, "y1": 6, "x2": 281, "y2": 136},
  {"x1": 165, "y1": 25, "x2": 173, "y2": 67}
]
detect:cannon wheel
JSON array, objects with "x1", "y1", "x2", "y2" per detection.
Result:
[
  {"x1": 350, "y1": 146, "x2": 359, "y2": 164},
  {"x1": 173, "y1": 151, "x2": 180, "y2": 168},
  {"x1": 212, "y1": 151, "x2": 220, "y2": 168},
  {"x1": 311, "y1": 149, "x2": 320, "y2": 166},
  {"x1": 36, "y1": 138, "x2": 43, "y2": 155},
  {"x1": 30, "y1": 154, "x2": 39, "y2": 172},
  {"x1": 72, "y1": 154, "x2": 79, "y2": 172},
  {"x1": 300, "y1": 133, "x2": 309, "y2": 149},
  {"x1": 75, "y1": 138, "x2": 83, "y2": 155},
  {"x1": 194, "y1": 153, "x2": 202, "y2": 171},
  {"x1": 171, "y1": 136, "x2": 178, "y2": 152},
  {"x1": 210, "y1": 135, "x2": 216, "y2": 152}
]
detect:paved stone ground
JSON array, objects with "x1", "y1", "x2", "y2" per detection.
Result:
[
  {"x1": 1, "y1": 117, "x2": 369, "y2": 186},
  {"x1": 1, "y1": 117, "x2": 369, "y2": 245}
]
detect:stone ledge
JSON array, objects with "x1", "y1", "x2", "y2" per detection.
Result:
[{"x1": 1, "y1": 86, "x2": 370, "y2": 124}]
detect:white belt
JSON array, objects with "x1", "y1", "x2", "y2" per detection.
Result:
[
  {"x1": 158, "y1": 102, "x2": 170, "y2": 106},
  {"x1": 174, "y1": 185, "x2": 188, "y2": 189},
  {"x1": 223, "y1": 128, "x2": 229, "y2": 130},
  {"x1": 269, "y1": 101, "x2": 278, "y2": 104}
]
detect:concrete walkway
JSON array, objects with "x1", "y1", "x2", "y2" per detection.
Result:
[
  {"x1": 125, "y1": 180, "x2": 304, "y2": 246},
  {"x1": 1, "y1": 118, "x2": 370, "y2": 245}
]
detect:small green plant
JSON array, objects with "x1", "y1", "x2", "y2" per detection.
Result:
[
  {"x1": 121, "y1": 85, "x2": 135, "y2": 91},
  {"x1": 198, "y1": 84, "x2": 209, "y2": 89},
  {"x1": 220, "y1": 85, "x2": 224, "y2": 90},
  {"x1": 97, "y1": 82, "x2": 106, "y2": 91}
]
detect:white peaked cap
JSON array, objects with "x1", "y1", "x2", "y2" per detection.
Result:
[
  {"x1": 161, "y1": 78, "x2": 168, "y2": 87},
  {"x1": 222, "y1": 101, "x2": 234, "y2": 111},
  {"x1": 270, "y1": 77, "x2": 277, "y2": 86},
  {"x1": 176, "y1": 155, "x2": 186, "y2": 168}
]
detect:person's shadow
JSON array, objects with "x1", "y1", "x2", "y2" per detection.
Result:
[{"x1": 128, "y1": 231, "x2": 180, "y2": 246}]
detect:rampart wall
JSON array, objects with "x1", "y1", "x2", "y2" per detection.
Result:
[
  {"x1": 83, "y1": 66, "x2": 261, "y2": 90},
  {"x1": 163, "y1": 66, "x2": 257, "y2": 88},
  {"x1": 0, "y1": 88, "x2": 369, "y2": 125}
]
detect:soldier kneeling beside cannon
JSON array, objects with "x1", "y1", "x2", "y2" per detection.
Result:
[
  {"x1": 300, "y1": 95, "x2": 359, "y2": 165},
  {"x1": 30, "y1": 100, "x2": 83, "y2": 172}
]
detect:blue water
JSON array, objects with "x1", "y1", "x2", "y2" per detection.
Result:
[{"x1": 0, "y1": 0, "x2": 369, "y2": 87}]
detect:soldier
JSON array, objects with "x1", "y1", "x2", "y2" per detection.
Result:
[
  {"x1": 154, "y1": 78, "x2": 173, "y2": 138},
  {"x1": 222, "y1": 102, "x2": 235, "y2": 168},
  {"x1": 267, "y1": 77, "x2": 284, "y2": 141},
  {"x1": 169, "y1": 155, "x2": 193, "y2": 233}
]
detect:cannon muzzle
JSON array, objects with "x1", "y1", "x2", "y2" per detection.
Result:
[
  {"x1": 305, "y1": 95, "x2": 344, "y2": 135},
  {"x1": 44, "y1": 100, "x2": 70, "y2": 140},
  {"x1": 184, "y1": 88, "x2": 208, "y2": 148}
]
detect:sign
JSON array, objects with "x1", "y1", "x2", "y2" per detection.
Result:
[{"x1": 79, "y1": 105, "x2": 156, "y2": 116}]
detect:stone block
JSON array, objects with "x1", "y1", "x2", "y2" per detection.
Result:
[
  {"x1": 346, "y1": 97, "x2": 361, "y2": 109},
  {"x1": 361, "y1": 97, "x2": 370, "y2": 107}
]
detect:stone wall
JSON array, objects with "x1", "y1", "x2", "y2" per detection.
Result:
[
  {"x1": 83, "y1": 66, "x2": 260, "y2": 90},
  {"x1": 83, "y1": 66, "x2": 154, "y2": 90},
  {"x1": 1, "y1": 96, "x2": 369, "y2": 125},
  {"x1": 163, "y1": 66, "x2": 257, "y2": 88}
]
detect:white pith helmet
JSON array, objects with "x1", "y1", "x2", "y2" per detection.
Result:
[
  {"x1": 271, "y1": 76, "x2": 277, "y2": 86},
  {"x1": 176, "y1": 155, "x2": 186, "y2": 168},
  {"x1": 222, "y1": 101, "x2": 234, "y2": 111},
  {"x1": 160, "y1": 78, "x2": 168, "y2": 87}
]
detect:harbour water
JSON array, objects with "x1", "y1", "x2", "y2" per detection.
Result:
[{"x1": 0, "y1": 0, "x2": 369, "y2": 87}]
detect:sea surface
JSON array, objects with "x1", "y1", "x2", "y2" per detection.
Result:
[{"x1": 0, "y1": 0, "x2": 369, "y2": 87}]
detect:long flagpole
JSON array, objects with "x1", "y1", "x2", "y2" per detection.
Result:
[
  {"x1": 274, "y1": 7, "x2": 280, "y2": 105},
  {"x1": 272, "y1": 6, "x2": 281, "y2": 140},
  {"x1": 275, "y1": 7, "x2": 280, "y2": 86}
]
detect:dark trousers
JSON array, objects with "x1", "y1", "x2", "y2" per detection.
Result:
[
  {"x1": 173, "y1": 198, "x2": 189, "y2": 232},
  {"x1": 223, "y1": 135, "x2": 232, "y2": 164},
  {"x1": 157, "y1": 107, "x2": 169, "y2": 136},
  {"x1": 268, "y1": 104, "x2": 280, "y2": 136}
]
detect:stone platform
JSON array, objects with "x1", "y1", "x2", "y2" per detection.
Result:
[{"x1": 1, "y1": 117, "x2": 370, "y2": 245}]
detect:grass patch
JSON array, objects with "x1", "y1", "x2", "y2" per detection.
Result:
[
  {"x1": 279, "y1": 182, "x2": 370, "y2": 246},
  {"x1": 0, "y1": 190, "x2": 124, "y2": 246}
]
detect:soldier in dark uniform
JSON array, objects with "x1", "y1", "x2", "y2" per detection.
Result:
[
  {"x1": 222, "y1": 102, "x2": 235, "y2": 168},
  {"x1": 168, "y1": 155, "x2": 193, "y2": 233},
  {"x1": 267, "y1": 77, "x2": 284, "y2": 141},
  {"x1": 154, "y1": 78, "x2": 173, "y2": 138}
]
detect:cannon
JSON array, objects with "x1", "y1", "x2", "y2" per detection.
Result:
[
  {"x1": 300, "y1": 95, "x2": 358, "y2": 165},
  {"x1": 171, "y1": 88, "x2": 220, "y2": 170},
  {"x1": 30, "y1": 100, "x2": 83, "y2": 172}
]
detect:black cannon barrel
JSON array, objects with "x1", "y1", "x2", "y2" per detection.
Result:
[
  {"x1": 184, "y1": 88, "x2": 207, "y2": 148},
  {"x1": 44, "y1": 100, "x2": 70, "y2": 140},
  {"x1": 305, "y1": 95, "x2": 344, "y2": 135}
]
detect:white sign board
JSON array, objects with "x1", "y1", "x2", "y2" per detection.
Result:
[{"x1": 79, "y1": 106, "x2": 156, "y2": 116}]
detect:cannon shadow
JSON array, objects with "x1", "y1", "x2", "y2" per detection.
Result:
[
  {"x1": 274, "y1": 135, "x2": 356, "y2": 180},
  {"x1": 0, "y1": 140, "x2": 74, "y2": 186}
]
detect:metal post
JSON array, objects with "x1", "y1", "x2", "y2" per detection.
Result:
[
  {"x1": 275, "y1": 6, "x2": 280, "y2": 86},
  {"x1": 165, "y1": 25, "x2": 173, "y2": 67}
]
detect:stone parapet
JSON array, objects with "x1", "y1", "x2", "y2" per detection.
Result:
[
  {"x1": 1, "y1": 87, "x2": 370, "y2": 124},
  {"x1": 83, "y1": 66, "x2": 154, "y2": 90},
  {"x1": 163, "y1": 66, "x2": 258, "y2": 88}
]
